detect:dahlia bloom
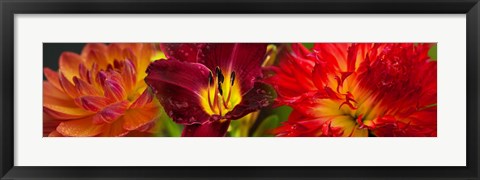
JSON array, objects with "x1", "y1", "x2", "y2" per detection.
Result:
[
  {"x1": 43, "y1": 43, "x2": 162, "y2": 137},
  {"x1": 145, "y1": 43, "x2": 275, "y2": 137},
  {"x1": 266, "y1": 43, "x2": 436, "y2": 137}
]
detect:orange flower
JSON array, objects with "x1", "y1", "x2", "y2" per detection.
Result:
[
  {"x1": 266, "y1": 43, "x2": 437, "y2": 137},
  {"x1": 43, "y1": 43, "x2": 162, "y2": 137}
]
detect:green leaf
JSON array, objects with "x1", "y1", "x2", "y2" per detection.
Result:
[
  {"x1": 428, "y1": 44, "x2": 437, "y2": 61},
  {"x1": 228, "y1": 119, "x2": 242, "y2": 137},
  {"x1": 302, "y1": 43, "x2": 314, "y2": 49},
  {"x1": 154, "y1": 107, "x2": 183, "y2": 137},
  {"x1": 270, "y1": 105, "x2": 292, "y2": 123},
  {"x1": 163, "y1": 115, "x2": 182, "y2": 137},
  {"x1": 253, "y1": 115, "x2": 280, "y2": 137}
]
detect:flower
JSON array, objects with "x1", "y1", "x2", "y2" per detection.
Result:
[
  {"x1": 145, "y1": 43, "x2": 275, "y2": 137},
  {"x1": 43, "y1": 43, "x2": 162, "y2": 137},
  {"x1": 266, "y1": 43, "x2": 437, "y2": 137}
]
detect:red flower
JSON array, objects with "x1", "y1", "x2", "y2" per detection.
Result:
[
  {"x1": 266, "y1": 43, "x2": 436, "y2": 137},
  {"x1": 145, "y1": 43, "x2": 275, "y2": 137}
]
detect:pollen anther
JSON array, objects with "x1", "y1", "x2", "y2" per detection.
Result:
[{"x1": 206, "y1": 68, "x2": 237, "y2": 116}]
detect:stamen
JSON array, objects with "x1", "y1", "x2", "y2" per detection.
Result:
[
  {"x1": 226, "y1": 72, "x2": 235, "y2": 104},
  {"x1": 222, "y1": 96, "x2": 229, "y2": 109},
  {"x1": 207, "y1": 67, "x2": 238, "y2": 115},
  {"x1": 217, "y1": 94, "x2": 223, "y2": 116},
  {"x1": 208, "y1": 72, "x2": 214, "y2": 86},
  {"x1": 215, "y1": 66, "x2": 224, "y2": 84},
  {"x1": 207, "y1": 72, "x2": 214, "y2": 112},
  {"x1": 230, "y1": 71, "x2": 236, "y2": 86},
  {"x1": 356, "y1": 114, "x2": 364, "y2": 125},
  {"x1": 212, "y1": 82, "x2": 219, "y2": 114},
  {"x1": 338, "y1": 92, "x2": 357, "y2": 110},
  {"x1": 218, "y1": 83, "x2": 223, "y2": 95}
]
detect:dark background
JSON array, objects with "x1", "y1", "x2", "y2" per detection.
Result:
[{"x1": 43, "y1": 43, "x2": 85, "y2": 70}]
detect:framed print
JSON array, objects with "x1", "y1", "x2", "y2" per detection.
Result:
[{"x1": 1, "y1": 0, "x2": 479, "y2": 179}]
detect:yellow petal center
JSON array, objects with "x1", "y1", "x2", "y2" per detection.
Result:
[{"x1": 200, "y1": 67, "x2": 242, "y2": 116}]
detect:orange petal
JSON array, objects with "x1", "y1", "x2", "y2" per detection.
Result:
[
  {"x1": 350, "y1": 126, "x2": 368, "y2": 137},
  {"x1": 85, "y1": 46, "x2": 110, "y2": 68},
  {"x1": 44, "y1": 83, "x2": 78, "y2": 120},
  {"x1": 121, "y1": 60, "x2": 137, "y2": 92},
  {"x1": 107, "y1": 43, "x2": 124, "y2": 62},
  {"x1": 74, "y1": 96, "x2": 109, "y2": 112},
  {"x1": 59, "y1": 72, "x2": 80, "y2": 98},
  {"x1": 44, "y1": 103, "x2": 93, "y2": 120},
  {"x1": 73, "y1": 76, "x2": 100, "y2": 96},
  {"x1": 92, "y1": 101, "x2": 129, "y2": 124},
  {"x1": 56, "y1": 116, "x2": 105, "y2": 137},
  {"x1": 122, "y1": 103, "x2": 159, "y2": 131},
  {"x1": 129, "y1": 88, "x2": 153, "y2": 109},
  {"x1": 135, "y1": 121, "x2": 155, "y2": 133},
  {"x1": 117, "y1": 43, "x2": 142, "y2": 50},
  {"x1": 43, "y1": 82, "x2": 75, "y2": 106},
  {"x1": 89, "y1": 63, "x2": 103, "y2": 88},
  {"x1": 81, "y1": 43, "x2": 108, "y2": 58},
  {"x1": 122, "y1": 48, "x2": 138, "y2": 70},
  {"x1": 103, "y1": 77, "x2": 126, "y2": 102},
  {"x1": 43, "y1": 82, "x2": 91, "y2": 120},
  {"x1": 99, "y1": 118, "x2": 129, "y2": 137},
  {"x1": 78, "y1": 63, "x2": 93, "y2": 84},
  {"x1": 44, "y1": 113, "x2": 61, "y2": 136},
  {"x1": 59, "y1": 52, "x2": 83, "y2": 82},
  {"x1": 44, "y1": 68, "x2": 62, "y2": 91},
  {"x1": 137, "y1": 44, "x2": 154, "y2": 72},
  {"x1": 48, "y1": 130, "x2": 64, "y2": 137}
]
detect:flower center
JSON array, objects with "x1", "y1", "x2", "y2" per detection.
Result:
[
  {"x1": 332, "y1": 89, "x2": 385, "y2": 133},
  {"x1": 201, "y1": 66, "x2": 242, "y2": 116}
]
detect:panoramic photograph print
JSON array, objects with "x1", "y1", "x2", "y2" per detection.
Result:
[{"x1": 43, "y1": 43, "x2": 437, "y2": 137}]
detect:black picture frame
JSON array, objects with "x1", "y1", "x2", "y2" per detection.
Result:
[{"x1": 1, "y1": 0, "x2": 479, "y2": 179}]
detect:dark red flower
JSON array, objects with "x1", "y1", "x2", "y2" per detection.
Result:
[
  {"x1": 266, "y1": 43, "x2": 437, "y2": 137},
  {"x1": 145, "y1": 43, "x2": 275, "y2": 137}
]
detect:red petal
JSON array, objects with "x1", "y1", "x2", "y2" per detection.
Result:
[
  {"x1": 312, "y1": 63, "x2": 330, "y2": 89},
  {"x1": 145, "y1": 60, "x2": 212, "y2": 125},
  {"x1": 182, "y1": 120, "x2": 231, "y2": 137},
  {"x1": 264, "y1": 44, "x2": 317, "y2": 102},
  {"x1": 312, "y1": 43, "x2": 350, "y2": 71},
  {"x1": 291, "y1": 43, "x2": 311, "y2": 59},
  {"x1": 225, "y1": 82, "x2": 275, "y2": 120},
  {"x1": 201, "y1": 43, "x2": 267, "y2": 93},
  {"x1": 160, "y1": 43, "x2": 207, "y2": 62}
]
